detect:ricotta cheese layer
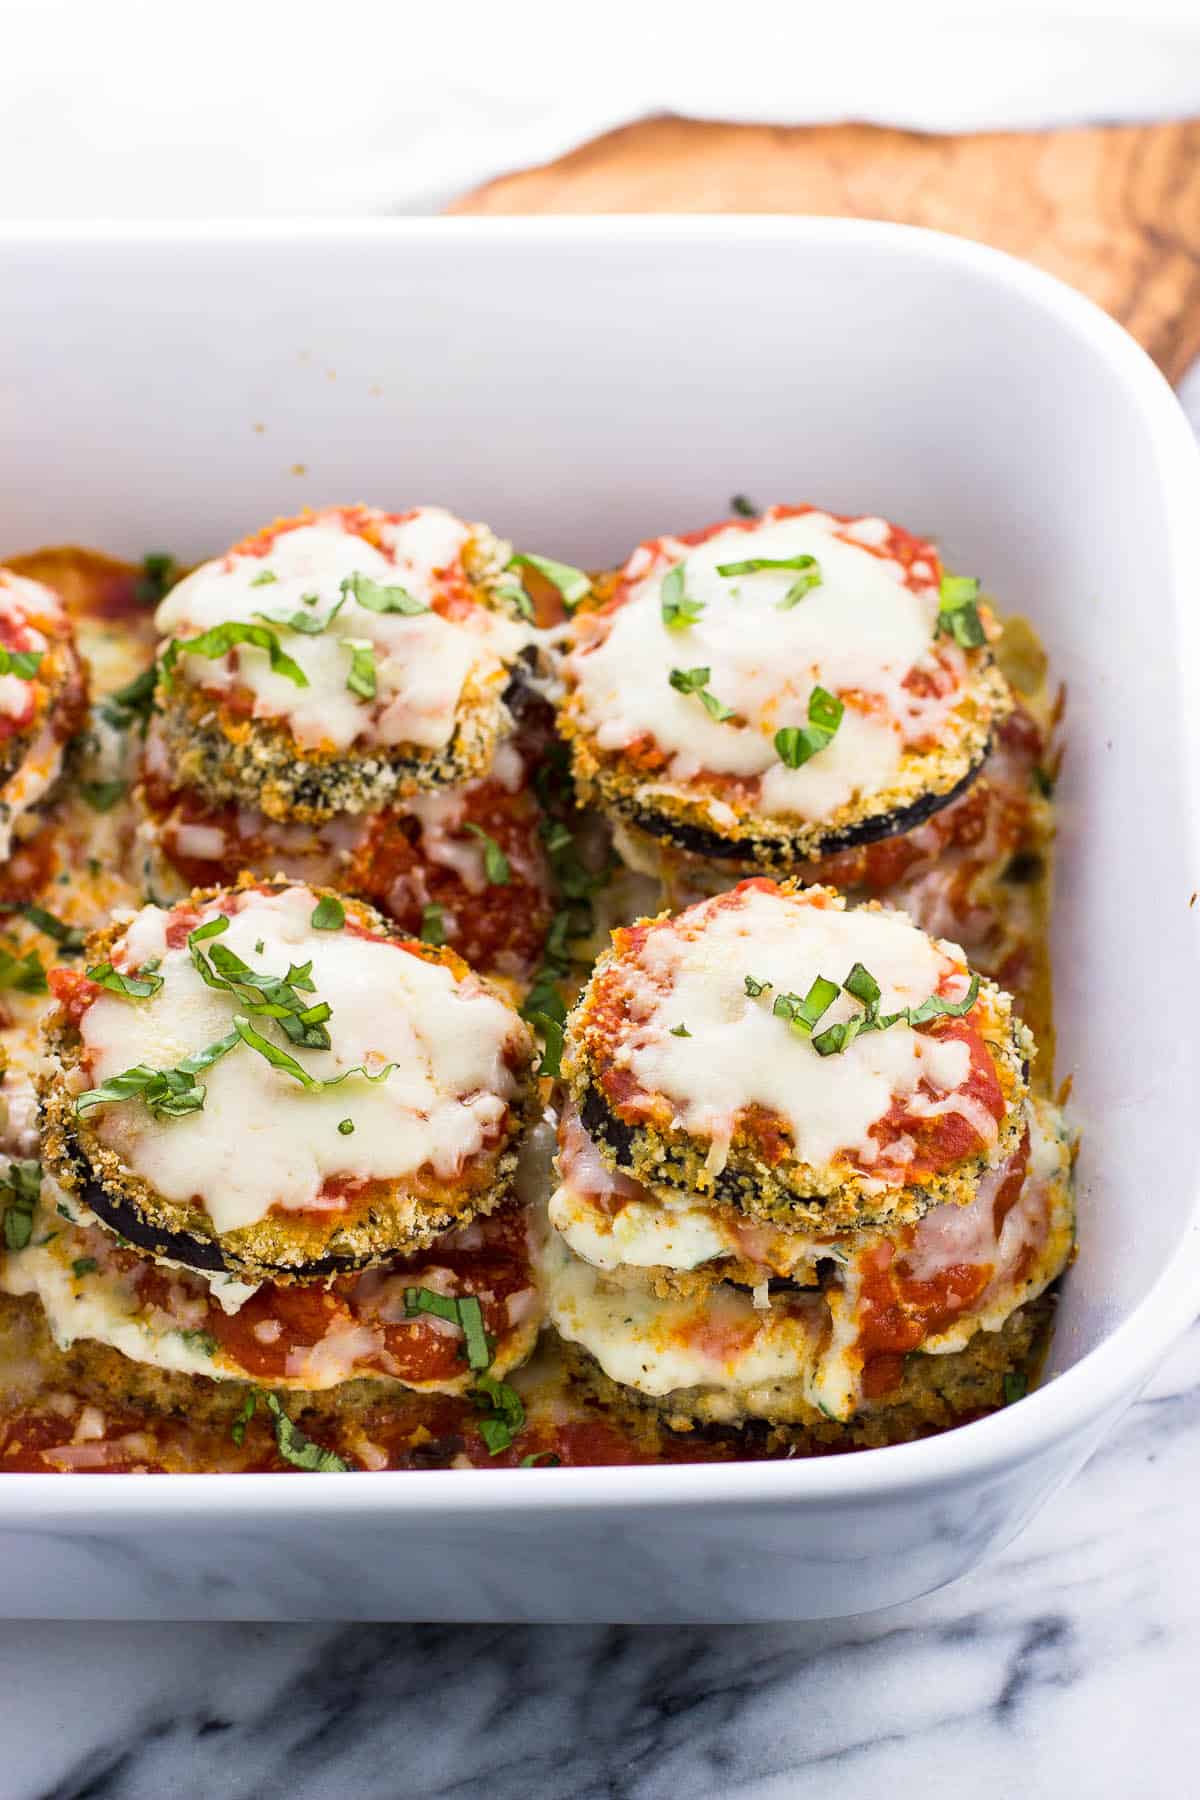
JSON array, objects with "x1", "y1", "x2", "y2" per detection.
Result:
[
  {"x1": 156, "y1": 508, "x2": 530, "y2": 754},
  {"x1": 71, "y1": 885, "x2": 527, "y2": 1233}
]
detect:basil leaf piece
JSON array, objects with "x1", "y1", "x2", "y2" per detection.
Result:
[
  {"x1": 519, "y1": 1451, "x2": 561, "y2": 1468},
  {"x1": 464, "y1": 824, "x2": 510, "y2": 886},
  {"x1": 716, "y1": 553, "x2": 821, "y2": 578},
  {"x1": 337, "y1": 1118, "x2": 354, "y2": 1136},
  {"x1": 21, "y1": 906, "x2": 85, "y2": 953},
  {"x1": 232, "y1": 1016, "x2": 396, "y2": 1094},
  {"x1": 0, "y1": 646, "x2": 44, "y2": 679},
  {"x1": 670, "y1": 1023, "x2": 691, "y2": 1038},
  {"x1": 231, "y1": 1392, "x2": 257, "y2": 1447},
  {"x1": 842, "y1": 962, "x2": 881, "y2": 1010},
  {"x1": 161, "y1": 621, "x2": 309, "y2": 690},
  {"x1": 0, "y1": 1158, "x2": 41, "y2": 1251},
  {"x1": 79, "y1": 779, "x2": 126, "y2": 813},
  {"x1": 99, "y1": 664, "x2": 158, "y2": 733},
  {"x1": 773, "y1": 976, "x2": 839, "y2": 1037},
  {"x1": 310, "y1": 895, "x2": 345, "y2": 931},
  {"x1": 249, "y1": 569, "x2": 277, "y2": 587},
  {"x1": 660, "y1": 564, "x2": 705, "y2": 630},
  {"x1": 774, "y1": 685, "x2": 845, "y2": 769},
  {"x1": 472, "y1": 1372, "x2": 525, "y2": 1455},
  {"x1": 668, "y1": 665, "x2": 735, "y2": 722},
  {"x1": 188, "y1": 914, "x2": 230, "y2": 944},
  {"x1": 507, "y1": 552, "x2": 591, "y2": 611},
  {"x1": 134, "y1": 552, "x2": 179, "y2": 606},
  {"x1": 729, "y1": 494, "x2": 759, "y2": 518},
  {"x1": 72, "y1": 1257, "x2": 98, "y2": 1279},
  {"x1": 85, "y1": 960, "x2": 165, "y2": 1000},
  {"x1": 340, "y1": 571, "x2": 428, "y2": 615},
  {"x1": 530, "y1": 1011, "x2": 563, "y2": 1080},
  {"x1": 0, "y1": 946, "x2": 46, "y2": 993},
  {"x1": 404, "y1": 1287, "x2": 492, "y2": 1371},
  {"x1": 937, "y1": 573, "x2": 987, "y2": 649},
  {"x1": 905, "y1": 972, "x2": 981, "y2": 1026},
  {"x1": 1003, "y1": 1371, "x2": 1028, "y2": 1405},
  {"x1": 419, "y1": 903, "x2": 445, "y2": 947},
  {"x1": 341, "y1": 638, "x2": 376, "y2": 700},
  {"x1": 743, "y1": 974, "x2": 772, "y2": 998},
  {"x1": 74, "y1": 1027, "x2": 241, "y2": 1118},
  {"x1": 265, "y1": 1393, "x2": 350, "y2": 1472}
]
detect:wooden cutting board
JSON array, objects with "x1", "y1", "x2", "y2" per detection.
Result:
[{"x1": 451, "y1": 116, "x2": 1200, "y2": 383}]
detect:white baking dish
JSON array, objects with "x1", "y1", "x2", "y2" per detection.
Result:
[{"x1": 0, "y1": 217, "x2": 1197, "y2": 1622}]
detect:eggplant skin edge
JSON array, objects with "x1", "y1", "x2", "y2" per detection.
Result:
[
  {"x1": 76, "y1": 1171, "x2": 384, "y2": 1282},
  {"x1": 612, "y1": 747, "x2": 990, "y2": 872}
]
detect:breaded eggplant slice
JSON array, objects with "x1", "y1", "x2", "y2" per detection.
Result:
[
  {"x1": 39, "y1": 878, "x2": 538, "y2": 1282},
  {"x1": 153, "y1": 504, "x2": 534, "y2": 823},
  {"x1": 560, "y1": 504, "x2": 1012, "y2": 868},
  {"x1": 564, "y1": 879, "x2": 1032, "y2": 1231},
  {"x1": 3, "y1": 1178, "x2": 541, "y2": 1394},
  {"x1": 0, "y1": 569, "x2": 89, "y2": 859},
  {"x1": 542, "y1": 1092, "x2": 1072, "y2": 1427},
  {"x1": 553, "y1": 1294, "x2": 1054, "y2": 1446}
]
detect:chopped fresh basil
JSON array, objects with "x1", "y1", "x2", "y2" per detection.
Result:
[
  {"x1": 161, "y1": 621, "x2": 308, "y2": 690},
  {"x1": 530, "y1": 1011, "x2": 563, "y2": 1080},
  {"x1": 729, "y1": 494, "x2": 760, "y2": 518},
  {"x1": 1003, "y1": 1371, "x2": 1028, "y2": 1405},
  {"x1": 232, "y1": 1015, "x2": 395, "y2": 1093},
  {"x1": 773, "y1": 976, "x2": 839, "y2": 1037},
  {"x1": 310, "y1": 894, "x2": 345, "y2": 931},
  {"x1": 670, "y1": 1022, "x2": 691, "y2": 1038},
  {"x1": 337, "y1": 1118, "x2": 355, "y2": 1136},
  {"x1": 99, "y1": 665, "x2": 157, "y2": 734},
  {"x1": 743, "y1": 974, "x2": 772, "y2": 998},
  {"x1": 419, "y1": 902, "x2": 446, "y2": 947},
  {"x1": 134, "y1": 552, "x2": 180, "y2": 607},
  {"x1": 0, "y1": 946, "x2": 46, "y2": 993},
  {"x1": 249, "y1": 568, "x2": 277, "y2": 587},
  {"x1": 404, "y1": 1286, "x2": 492, "y2": 1371},
  {"x1": 471, "y1": 1372, "x2": 525, "y2": 1455},
  {"x1": 660, "y1": 564, "x2": 705, "y2": 630},
  {"x1": 231, "y1": 1392, "x2": 257, "y2": 1446},
  {"x1": 85, "y1": 960, "x2": 165, "y2": 1000},
  {"x1": 904, "y1": 972, "x2": 982, "y2": 1026},
  {"x1": 340, "y1": 571, "x2": 428, "y2": 615},
  {"x1": 0, "y1": 646, "x2": 43, "y2": 680},
  {"x1": 254, "y1": 605, "x2": 336, "y2": 636},
  {"x1": 519, "y1": 1451, "x2": 561, "y2": 1468},
  {"x1": 21, "y1": 905, "x2": 85, "y2": 953},
  {"x1": 75, "y1": 1026, "x2": 242, "y2": 1119},
  {"x1": 668, "y1": 665, "x2": 735, "y2": 722},
  {"x1": 712, "y1": 545, "x2": 824, "y2": 609},
  {"x1": 342, "y1": 638, "x2": 376, "y2": 700},
  {"x1": 937, "y1": 573, "x2": 987, "y2": 649},
  {"x1": 0, "y1": 1159, "x2": 41, "y2": 1251},
  {"x1": 265, "y1": 1393, "x2": 350, "y2": 1472},
  {"x1": 843, "y1": 962, "x2": 881, "y2": 1010},
  {"x1": 464, "y1": 824, "x2": 510, "y2": 885},
  {"x1": 507, "y1": 552, "x2": 591, "y2": 611},
  {"x1": 774, "y1": 685, "x2": 844, "y2": 769},
  {"x1": 189, "y1": 915, "x2": 230, "y2": 944},
  {"x1": 79, "y1": 779, "x2": 126, "y2": 813}
]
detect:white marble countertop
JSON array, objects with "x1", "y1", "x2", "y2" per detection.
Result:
[{"x1": 1, "y1": 1314, "x2": 1196, "y2": 1799}]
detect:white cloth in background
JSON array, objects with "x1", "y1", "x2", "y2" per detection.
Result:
[{"x1": 1, "y1": 0, "x2": 1200, "y2": 219}]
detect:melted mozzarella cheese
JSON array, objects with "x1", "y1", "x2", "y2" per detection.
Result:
[
  {"x1": 76, "y1": 885, "x2": 526, "y2": 1233},
  {"x1": 613, "y1": 887, "x2": 976, "y2": 1176},
  {"x1": 541, "y1": 1224, "x2": 828, "y2": 1399},
  {"x1": 566, "y1": 511, "x2": 962, "y2": 819},
  {"x1": 156, "y1": 512, "x2": 529, "y2": 753}
]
